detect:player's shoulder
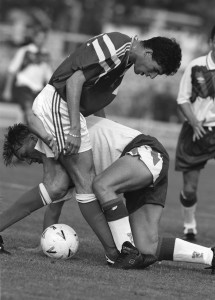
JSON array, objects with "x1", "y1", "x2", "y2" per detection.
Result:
[
  {"x1": 89, "y1": 32, "x2": 131, "y2": 45},
  {"x1": 106, "y1": 32, "x2": 132, "y2": 45},
  {"x1": 189, "y1": 55, "x2": 207, "y2": 67}
]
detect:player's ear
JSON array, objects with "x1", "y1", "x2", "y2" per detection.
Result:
[{"x1": 29, "y1": 134, "x2": 38, "y2": 142}]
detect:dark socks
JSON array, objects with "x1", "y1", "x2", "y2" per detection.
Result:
[{"x1": 0, "y1": 186, "x2": 44, "y2": 232}]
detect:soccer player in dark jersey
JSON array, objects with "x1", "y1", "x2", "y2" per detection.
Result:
[
  {"x1": 175, "y1": 25, "x2": 215, "y2": 241},
  {"x1": 25, "y1": 32, "x2": 181, "y2": 250},
  {"x1": 1, "y1": 117, "x2": 215, "y2": 274}
]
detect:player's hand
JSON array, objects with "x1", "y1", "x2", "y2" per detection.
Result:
[
  {"x1": 44, "y1": 134, "x2": 59, "y2": 160},
  {"x1": 191, "y1": 119, "x2": 206, "y2": 142},
  {"x1": 64, "y1": 133, "x2": 81, "y2": 155}
]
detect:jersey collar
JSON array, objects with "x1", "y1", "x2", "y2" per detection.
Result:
[
  {"x1": 206, "y1": 51, "x2": 215, "y2": 70},
  {"x1": 126, "y1": 35, "x2": 138, "y2": 66}
]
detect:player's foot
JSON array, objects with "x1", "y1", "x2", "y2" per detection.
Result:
[
  {"x1": 105, "y1": 255, "x2": 115, "y2": 265},
  {"x1": 0, "y1": 235, "x2": 11, "y2": 255},
  {"x1": 205, "y1": 247, "x2": 215, "y2": 275},
  {"x1": 105, "y1": 250, "x2": 120, "y2": 265},
  {"x1": 112, "y1": 241, "x2": 143, "y2": 269},
  {"x1": 183, "y1": 228, "x2": 197, "y2": 241}
]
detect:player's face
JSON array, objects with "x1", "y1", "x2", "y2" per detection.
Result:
[
  {"x1": 15, "y1": 136, "x2": 43, "y2": 165},
  {"x1": 134, "y1": 50, "x2": 163, "y2": 79}
]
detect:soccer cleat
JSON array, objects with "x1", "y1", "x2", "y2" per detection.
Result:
[
  {"x1": 205, "y1": 247, "x2": 215, "y2": 275},
  {"x1": 183, "y1": 228, "x2": 197, "y2": 241},
  {"x1": 0, "y1": 235, "x2": 11, "y2": 255},
  {"x1": 112, "y1": 241, "x2": 143, "y2": 269},
  {"x1": 105, "y1": 250, "x2": 120, "y2": 265}
]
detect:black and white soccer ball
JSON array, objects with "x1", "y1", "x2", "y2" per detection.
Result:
[{"x1": 41, "y1": 224, "x2": 79, "y2": 260}]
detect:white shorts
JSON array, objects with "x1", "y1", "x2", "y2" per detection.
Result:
[
  {"x1": 126, "y1": 145, "x2": 163, "y2": 183},
  {"x1": 32, "y1": 84, "x2": 91, "y2": 157}
]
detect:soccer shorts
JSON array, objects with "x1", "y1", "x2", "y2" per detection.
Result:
[
  {"x1": 32, "y1": 84, "x2": 91, "y2": 156},
  {"x1": 122, "y1": 134, "x2": 169, "y2": 214},
  {"x1": 175, "y1": 121, "x2": 215, "y2": 172}
]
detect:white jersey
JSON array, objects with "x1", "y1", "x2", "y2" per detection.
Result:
[
  {"x1": 177, "y1": 51, "x2": 215, "y2": 126},
  {"x1": 86, "y1": 116, "x2": 141, "y2": 175},
  {"x1": 9, "y1": 44, "x2": 52, "y2": 92},
  {"x1": 35, "y1": 115, "x2": 140, "y2": 170}
]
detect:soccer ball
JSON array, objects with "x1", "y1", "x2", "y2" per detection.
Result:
[{"x1": 41, "y1": 224, "x2": 79, "y2": 260}]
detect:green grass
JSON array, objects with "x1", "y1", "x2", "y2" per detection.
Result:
[{"x1": 1, "y1": 153, "x2": 215, "y2": 300}]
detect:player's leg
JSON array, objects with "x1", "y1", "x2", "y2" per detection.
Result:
[
  {"x1": 59, "y1": 150, "x2": 118, "y2": 262},
  {"x1": 0, "y1": 158, "x2": 71, "y2": 252},
  {"x1": 175, "y1": 122, "x2": 209, "y2": 241},
  {"x1": 93, "y1": 154, "x2": 153, "y2": 250},
  {"x1": 180, "y1": 170, "x2": 199, "y2": 240},
  {"x1": 112, "y1": 203, "x2": 163, "y2": 270},
  {"x1": 42, "y1": 201, "x2": 65, "y2": 230},
  {"x1": 32, "y1": 87, "x2": 118, "y2": 261},
  {"x1": 157, "y1": 237, "x2": 215, "y2": 274}
]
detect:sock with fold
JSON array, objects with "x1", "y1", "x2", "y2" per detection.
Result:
[
  {"x1": 157, "y1": 237, "x2": 213, "y2": 266},
  {"x1": 102, "y1": 197, "x2": 134, "y2": 251},
  {"x1": 78, "y1": 201, "x2": 118, "y2": 260}
]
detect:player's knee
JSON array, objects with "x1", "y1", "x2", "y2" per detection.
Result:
[
  {"x1": 180, "y1": 191, "x2": 197, "y2": 207},
  {"x1": 44, "y1": 182, "x2": 68, "y2": 202},
  {"x1": 92, "y1": 175, "x2": 110, "y2": 198}
]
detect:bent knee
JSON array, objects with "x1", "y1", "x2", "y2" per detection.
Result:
[
  {"x1": 92, "y1": 174, "x2": 108, "y2": 197},
  {"x1": 45, "y1": 182, "x2": 69, "y2": 201}
]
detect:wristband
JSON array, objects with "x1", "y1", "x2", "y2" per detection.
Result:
[{"x1": 68, "y1": 132, "x2": 81, "y2": 138}]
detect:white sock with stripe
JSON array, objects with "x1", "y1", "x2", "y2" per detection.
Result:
[{"x1": 173, "y1": 238, "x2": 213, "y2": 265}]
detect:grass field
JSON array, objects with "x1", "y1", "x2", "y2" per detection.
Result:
[{"x1": 1, "y1": 132, "x2": 215, "y2": 300}]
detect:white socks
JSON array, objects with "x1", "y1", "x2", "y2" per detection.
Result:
[
  {"x1": 108, "y1": 217, "x2": 134, "y2": 251},
  {"x1": 173, "y1": 238, "x2": 213, "y2": 266}
]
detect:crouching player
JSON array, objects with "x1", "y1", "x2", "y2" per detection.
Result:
[{"x1": 1, "y1": 116, "x2": 215, "y2": 274}]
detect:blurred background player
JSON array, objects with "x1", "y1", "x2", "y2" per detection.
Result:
[
  {"x1": 1, "y1": 116, "x2": 215, "y2": 274},
  {"x1": 2, "y1": 26, "x2": 52, "y2": 123},
  {"x1": 175, "y1": 25, "x2": 215, "y2": 241}
]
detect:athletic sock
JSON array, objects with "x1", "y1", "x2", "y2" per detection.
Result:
[
  {"x1": 157, "y1": 237, "x2": 213, "y2": 266},
  {"x1": 102, "y1": 197, "x2": 134, "y2": 251},
  {"x1": 0, "y1": 186, "x2": 44, "y2": 232},
  {"x1": 78, "y1": 201, "x2": 118, "y2": 259}
]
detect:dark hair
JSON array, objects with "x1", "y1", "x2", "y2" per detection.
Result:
[
  {"x1": 210, "y1": 25, "x2": 215, "y2": 40},
  {"x1": 141, "y1": 37, "x2": 182, "y2": 75},
  {"x1": 3, "y1": 123, "x2": 30, "y2": 166}
]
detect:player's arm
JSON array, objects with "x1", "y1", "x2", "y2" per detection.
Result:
[
  {"x1": 177, "y1": 63, "x2": 206, "y2": 141},
  {"x1": 64, "y1": 70, "x2": 86, "y2": 155},
  {"x1": 2, "y1": 48, "x2": 25, "y2": 101},
  {"x1": 27, "y1": 110, "x2": 59, "y2": 159}
]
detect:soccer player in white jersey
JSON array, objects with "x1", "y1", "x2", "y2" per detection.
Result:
[
  {"x1": 26, "y1": 32, "x2": 181, "y2": 254},
  {"x1": 1, "y1": 117, "x2": 215, "y2": 274},
  {"x1": 175, "y1": 25, "x2": 215, "y2": 241}
]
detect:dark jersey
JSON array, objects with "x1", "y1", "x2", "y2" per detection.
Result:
[
  {"x1": 190, "y1": 66, "x2": 215, "y2": 103},
  {"x1": 49, "y1": 32, "x2": 133, "y2": 116}
]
